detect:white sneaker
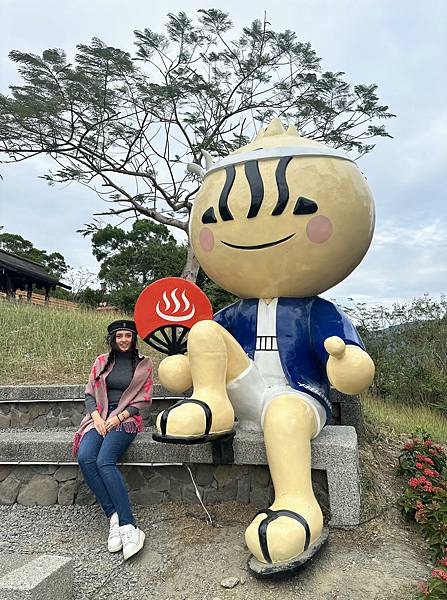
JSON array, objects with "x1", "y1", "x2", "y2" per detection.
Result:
[
  {"x1": 119, "y1": 524, "x2": 145, "y2": 560},
  {"x1": 107, "y1": 512, "x2": 122, "y2": 553}
]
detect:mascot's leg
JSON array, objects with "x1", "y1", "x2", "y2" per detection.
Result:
[
  {"x1": 245, "y1": 395, "x2": 328, "y2": 577},
  {"x1": 156, "y1": 320, "x2": 250, "y2": 440}
]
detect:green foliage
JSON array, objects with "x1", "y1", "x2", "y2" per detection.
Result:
[
  {"x1": 76, "y1": 287, "x2": 105, "y2": 308},
  {"x1": 88, "y1": 219, "x2": 234, "y2": 312},
  {"x1": 0, "y1": 10, "x2": 394, "y2": 279},
  {"x1": 344, "y1": 296, "x2": 447, "y2": 413},
  {"x1": 90, "y1": 219, "x2": 186, "y2": 311},
  {"x1": 196, "y1": 270, "x2": 237, "y2": 312},
  {"x1": 0, "y1": 230, "x2": 69, "y2": 280},
  {"x1": 398, "y1": 430, "x2": 447, "y2": 598}
]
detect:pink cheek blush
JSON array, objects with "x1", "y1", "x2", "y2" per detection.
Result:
[
  {"x1": 306, "y1": 216, "x2": 333, "y2": 244},
  {"x1": 198, "y1": 227, "x2": 215, "y2": 252}
]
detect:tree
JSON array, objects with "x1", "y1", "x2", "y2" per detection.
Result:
[
  {"x1": 91, "y1": 219, "x2": 186, "y2": 311},
  {"x1": 0, "y1": 230, "x2": 69, "y2": 280},
  {"x1": 64, "y1": 266, "x2": 98, "y2": 297},
  {"x1": 0, "y1": 9, "x2": 394, "y2": 280}
]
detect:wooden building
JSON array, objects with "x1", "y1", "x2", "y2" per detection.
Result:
[{"x1": 0, "y1": 249, "x2": 71, "y2": 303}]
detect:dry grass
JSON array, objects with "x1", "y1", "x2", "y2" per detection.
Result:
[
  {"x1": 0, "y1": 300, "x2": 161, "y2": 385},
  {"x1": 362, "y1": 394, "x2": 447, "y2": 443}
]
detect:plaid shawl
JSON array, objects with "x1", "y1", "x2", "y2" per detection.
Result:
[{"x1": 72, "y1": 353, "x2": 153, "y2": 456}]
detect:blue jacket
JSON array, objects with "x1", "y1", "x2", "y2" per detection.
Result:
[{"x1": 214, "y1": 297, "x2": 365, "y2": 424}]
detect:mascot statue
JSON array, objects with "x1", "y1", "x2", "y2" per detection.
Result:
[{"x1": 154, "y1": 118, "x2": 375, "y2": 576}]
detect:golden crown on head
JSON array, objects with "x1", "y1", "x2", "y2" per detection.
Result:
[{"x1": 253, "y1": 117, "x2": 300, "y2": 140}]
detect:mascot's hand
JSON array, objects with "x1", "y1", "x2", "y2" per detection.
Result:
[
  {"x1": 324, "y1": 336, "x2": 375, "y2": 395},
  {"x1": 158, "y1": 354, "x2": 192, "y2": 394}
]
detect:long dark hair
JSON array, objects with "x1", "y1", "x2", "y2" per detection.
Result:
[{"x1": 94, "y1": 331, "x2": 139, "y2": 381}]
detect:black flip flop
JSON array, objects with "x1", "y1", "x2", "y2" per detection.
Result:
[
  {"x1": 152, "y1": 399, "x2": 236, "y2": 463},
  {"x1": 247, "y1": 508, "x2": 329, "y2": 579}
]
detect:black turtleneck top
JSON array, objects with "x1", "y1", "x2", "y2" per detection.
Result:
[{"x1": 84, "y1": 351, "x2": 141, "y2": 417}]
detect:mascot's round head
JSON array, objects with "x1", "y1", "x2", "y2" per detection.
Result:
[{"x1": 190, "y1": 118, "x2": 375, "y2": 298}]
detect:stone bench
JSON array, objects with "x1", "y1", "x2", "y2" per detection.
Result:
[
  {"x1": 0, "y1": 553, "x2": 72, "y2": 600},
  {"x1": 0, "y1": 425, "x2": 360, "y2": 527}
]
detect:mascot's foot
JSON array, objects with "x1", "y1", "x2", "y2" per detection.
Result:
[
  {"x1": 247, "y1": 524, "x2": 329, "y2": 579},
  {"x1": 153, "y1": 399, "x2": 235, "y2": 445},
  {"x1": 245, "y1": 502, "x2": 327, "y2": 579}
]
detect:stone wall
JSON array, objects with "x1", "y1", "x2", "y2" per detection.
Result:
[
  {"x1": 0, "y1": 401, "x2": 168, "y2": 430},
  {"x1": 0, "y1": 463, "x2": 329, "y2": 514},
  {"x1": 0, "y1": 384, "x2": 366, "y2": 434}
]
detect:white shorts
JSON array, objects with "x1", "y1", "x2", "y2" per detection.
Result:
[{"x1": 226, "y1": 360, "x2": 326, "y2": 438}]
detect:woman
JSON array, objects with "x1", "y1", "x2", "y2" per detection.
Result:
[{"x1": 72, "y1": 319, "x2": 153, "y2": 560}]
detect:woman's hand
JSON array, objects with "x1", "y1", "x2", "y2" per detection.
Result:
[
  {"x1": 105, "y1": 415, "x2": 121, "y2": 432},
  {"x1": 92, "y1": 412, "x2": 107, "y2": 437}
]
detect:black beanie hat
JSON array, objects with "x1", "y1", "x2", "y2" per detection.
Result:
[{"x1": 107, "y1": 320, "x2": 137, "y2": 335}]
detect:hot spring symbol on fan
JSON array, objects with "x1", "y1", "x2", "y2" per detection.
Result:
[
  {"x1": 134, "y1": 277, "x2": 213, "y2": 355},
  {"x1": 155, "y1": 288, "x2": 196, "y2": 322}
]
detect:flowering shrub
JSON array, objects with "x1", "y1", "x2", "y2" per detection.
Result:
[{"x1": 398, "y1": 430, "x2": 447, "y2": 599}]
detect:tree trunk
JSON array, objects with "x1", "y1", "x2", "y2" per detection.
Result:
[{"x1": 181, "y1": 241, "x2": 200, "y2": 282}]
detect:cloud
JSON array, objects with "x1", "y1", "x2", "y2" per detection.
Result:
[{"x1": 373, "y1": 220, "x2": 447, "y2": 248}]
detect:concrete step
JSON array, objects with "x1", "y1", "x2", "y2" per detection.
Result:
[
  {"x1": 0, "y1": 426, "x2": 354, "y2": 467},
  {"x1": 0, "y1": 553, "x2": 72, "y2": 600},
  {"x1": 0, "y1": 426, "x2": 360, "y2": 527}
]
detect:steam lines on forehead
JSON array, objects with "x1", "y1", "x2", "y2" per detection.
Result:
[
  {"x1": 245, "y1": 160, "x2": 264, "y2": 219},
  {"x1": 202, "y1": 156, "x2": 315, "y2": 223},
  {"x1": 272, "y1": 156, "x2": 293, "y2": 216},
  {"x1": 218, "y1": 165, "x2": 235, "y2": 221}
]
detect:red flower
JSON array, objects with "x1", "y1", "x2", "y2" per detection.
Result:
[
  {"x1": 436, "y1": 557, "x2": 447, "y2": 567},
  {"x1": 416, "y1": 454, "x2": 435, "y2": 465},
  {"x1": 431, "y1": 568, "x2": 447, "y2": 581},
  {"x1": 424, "y1": 439, "x2": 433, "y2": 447},
  {"x1": 416, "y1": 463, "x2": 424, "y2": 469},
  {"x1": 415, "y1": 509, "x2": 427, "y2": 522},
  {"x1": 416, "y1": 500, "x2": 425, "y2": 510},
  {"x1": 408, "y1": 477, "x2": 419, "y2": 487},
  {"x1": 416, "y1": 580, "x2": 429, "y2": 595},
  {"x1": 424, "y1": 468, "x2": 440, "y2": 478}
]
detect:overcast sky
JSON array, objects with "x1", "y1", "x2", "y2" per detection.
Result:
[{"x1": 0, "y1": 0, "x2": 446, "y2": 305}]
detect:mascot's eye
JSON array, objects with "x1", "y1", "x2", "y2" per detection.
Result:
[
  {"x1": 293, "y1": 196, "x2": 318, "y2": 215},
  {"x1": 202, "y1": 207, "x2": 217, "y2": 224}
]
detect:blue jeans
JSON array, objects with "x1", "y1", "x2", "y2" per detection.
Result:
[{"x1": 78, "y1": 428, "x2": 137, "y2": 526}]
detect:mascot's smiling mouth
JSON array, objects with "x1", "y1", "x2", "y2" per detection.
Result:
[{"x1": 221, "y1": 233, "x2": 295, "y2": 250}]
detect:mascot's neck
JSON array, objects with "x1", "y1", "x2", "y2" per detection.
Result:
[{"x1": 261, "y1": 298, "x2": 274, "y2": 305}]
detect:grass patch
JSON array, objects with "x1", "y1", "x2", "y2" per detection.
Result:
[
  {"x1": 0, "y1": 300, "x2": 161, "y2": 385},
  {"x1": 363, "y1": 394, "x2": 447, "y2": 443}
]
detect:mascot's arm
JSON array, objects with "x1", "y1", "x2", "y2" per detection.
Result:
[{"x1": 310, "y1": 299, "x2": 375, "y2": 395}]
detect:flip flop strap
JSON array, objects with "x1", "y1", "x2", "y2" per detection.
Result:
[
  {"x1": 257, "y1": 509, "x2": 311, "y2": 563},
  {"x1": 160, "y1": 399, "x2": 212, "y2": 436}
]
